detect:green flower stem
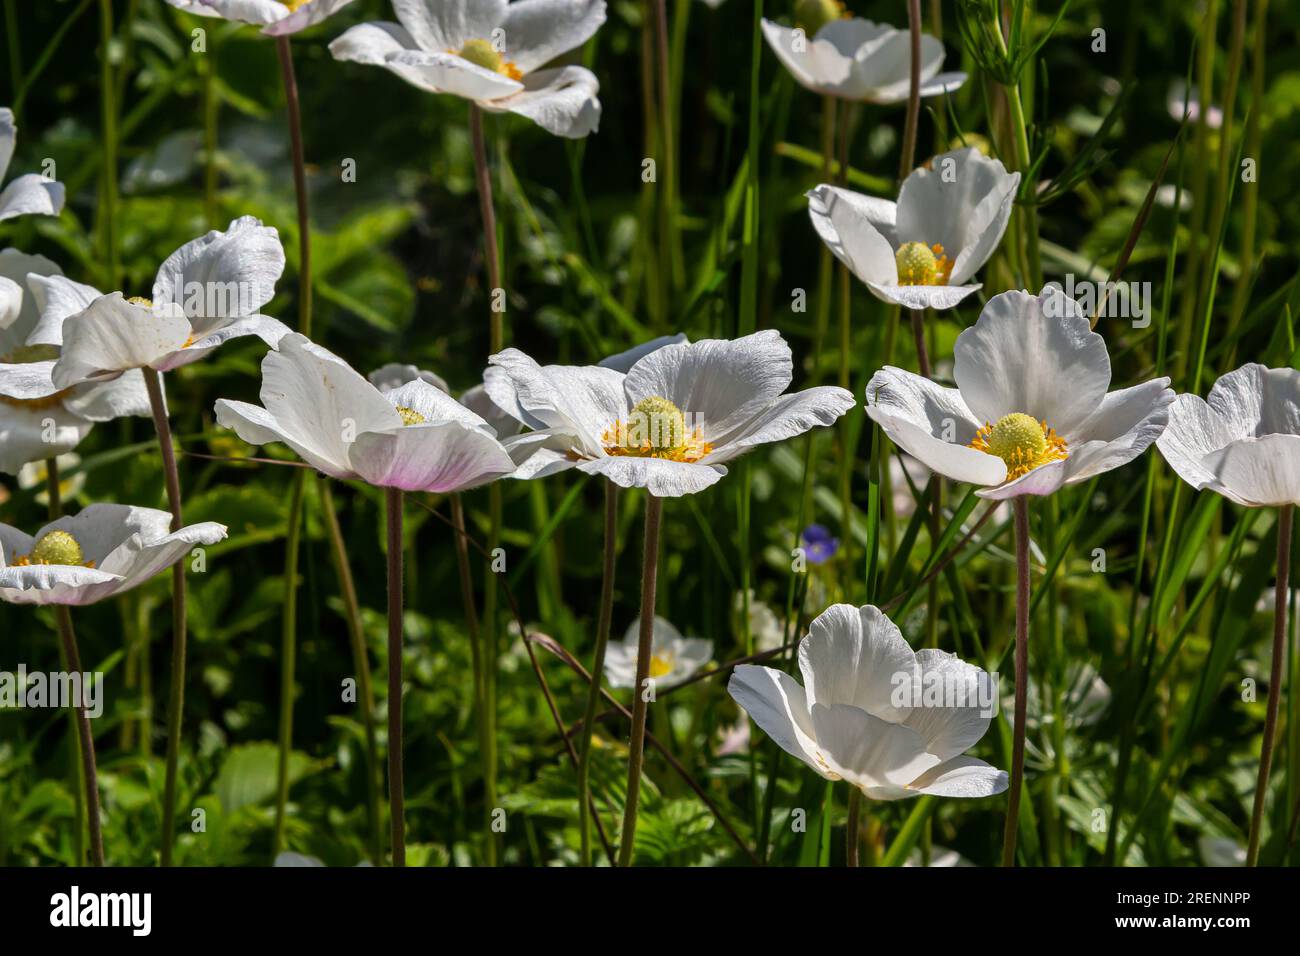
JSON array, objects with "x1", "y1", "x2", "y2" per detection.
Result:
[
  {"x1": 274, "y1": 35, "x2": 312, "y2": 338},
  {"x1": 97, "y1": 0, "x2": 120, "y2": 290},
  {"x1": 1002, "y1": 495, "x2": 1032, "y2": 867},
  {"x1": 845, "y1": 786, "x2": 861, "y2": 866},
  {"x1": 617, "y1": 493, "x2": 664, "y2": 866},
  {"x1": 1247, "y1": 505, "x2": 1293, "y2": 865},
  {"x1": 577, "y1": 483, "x2": 619, "y2": 866},
  {"x1": 144, "y1": 370, "x2": 187, "y2": 867},
  {"x1": 271, "y1": 469, "x2": 305, "y2": 855},
  {"x1": 319, "y1": 480, "x2": 383, "y2": 866},
  {"x1": 899, "y1": 0, "x2": 923, "y2": 183},
  {"x1": 385, "y1": 487, "x2": 406, "y2": 866},
  {"x1": 652, "y1": 0, "x2": 682, "y2": 294},
  {"x1": 55, "y1": 604, "x2": 104, "y2": 867}
]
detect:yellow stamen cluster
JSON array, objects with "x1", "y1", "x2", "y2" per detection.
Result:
[
  {"x1": 282, "y1": 0, "x2": 314, "y2": 11},
  {"x1": 795, "y1": 0, "x2": 846, "y2": 36},
  {"x1": 602, "y1": 396, "x2": 713, "y2": 463},
  {"x1": 395, "y1": 406, "x2": 426, "y2": 426},
  {"x1": 649, "y1": 651, "x2": 676, "y2": 679},
  {"x1": 13, "y1": 530, "x2": 95, "y2": 568},
  {"x1": 968, "y1": 412, "x2": 1068, "y2": 481},
  {"x1": 895, "y1": 241, "x2": 952, "y2": 286},
  {"x1": 456, "y1": 38, "x2": 524, "y2": 81},
  {"x1": 127, "y1": 296, "x2": 154, "y2": 309}
]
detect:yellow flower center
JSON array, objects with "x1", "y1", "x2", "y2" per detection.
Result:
[
  {"x1": 14, "y1": 530, "x2": 95, "y2": 568},
  {"x1": 395, "y1": 406, "x2": 426, "y2": 426},
  {"x1": 282, "y1": 0, "x2": 314, "y2": 11},
  {"x1": 601, "y1": 396, "x2": 714, "y2": 463},
  {"x1": 649, "y1": 651, "x2": 676, "y2": 679},
  {"x1": 895, "y1": 242, "x2": 952, "y2": 286},
  {"x1": 967, "y1": 412, "x2": 1069, "y2": 481},
  {"x1": 127, "y1": 295, "x2": 154, "y2": 309},
  {"x1": 795, "y1": 0, "x2": 846, "y2": 35},
  {"x1": 456, "y1": 38, "x2": 523, "y2": 81}
]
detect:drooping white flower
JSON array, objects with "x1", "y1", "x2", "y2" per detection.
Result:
[
  {"x1": 807, "y1": 148, "x2": 1019, "y2": 311},
  {"x1": 605, "y1": 616, "x2": 712, "y2": 690},
  {"x1": 214, "y1": 333, "x2": 516, "y2": 492},
  {"x1": 330, "y1": 0, "x2": 606, "y2": 138},
  {"x1": 865, "y1": 288, "x2": 1174, "y2": 500},
  {"x1": 165, "y1": 0, "x2": 357, "y2": 37},
  {"x1": 1156, "y1": 364, "x2": 1300, "y2": 508},
  {"x1": 0, "y1": 504, "x2": 227, "y2": 606},
  {"x1": 38, "y1": 217, "x2": 288, "y2": 388},
  {"x1": 761, "y1": 11, "x2": 965, "y2": 104},
  {"x1": 729, "y1": 603, "x2": 1007, "y2": 800},
  {"x1": 0, "y1": 251, "x2": 152, "y2": 474},
  {"x1": 0, "y1": 108, "x2": 64, "y2": 222},
  {"x1": 487, "y1": 330, "x2": 854, "y2": 497}
]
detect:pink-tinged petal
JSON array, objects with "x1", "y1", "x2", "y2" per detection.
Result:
[{"x1": 349, "y1": 420, "x2": 516, "y2": 492}]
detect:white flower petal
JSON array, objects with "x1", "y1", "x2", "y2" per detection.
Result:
[
  {"x1": 485, "y1": 65, "x2": 601, "y2": 138},
  {"x1": 392, "y1": 0, "x2": 507, "y2": 51},
  {"x1": 866, "y1": 280, "x2": 981, "y2": 311},
  {"x1": 727, "y1": 664, "x2": 822, "y2": 772},
  {"x1": 975, "y1": 458, "x2": 1067, "y2": 500},
  {"x1": 349, "y1": 420, "x2": 515, "y2": 492},
  {"x1": 368, "y1": 362, "x2": 449, "y2": 394},
  {"x1": 52, "y1": 294, "x2": 192, "y2": 387},
  {"x1": 809, "y1": 703, "x2": 940, "y2": 790},
  {"x1": 329, "y1": 22, "x2": 442, "y2": 93},
  {"x1": 622, "y1": 330, "x2": 794, "y2": 445},
  {"x1": 0, "y1": 107, "x2": 14, "y2": 183},
  {"x1": 902, "y1": 648, "x2": 995, "y2": 761},
  {"x1": 168, "y1": 0, "x2": 284, "y2": 24},
  {"x1": 501, "y1": 0, "x2": 606, "y2": 74},
  {"x1": 864, "y1": 366, "x2": 1006, "y2": 486},
  {"x1": 707, "y1": 385, "x2": 854, "y2": 462},
  {"x1": 387, "y1": 49, "x2": 524, "y2": 100},
  {"x1": 576, "y1": 455, "x2": 725, "y2": 497},
  {"x1": 385, "y1": 378, "x2": 492, "y2": 430},
  {"x1": 0, "y1": 402, "x2": 91, "y2": 474},
  {"x1": 0, "y1": 249, "x2": 61, "y2": 350},
  {"x1": 500, "y1": 429, "x2": 581, "y2": 479},
  {"x1": 64, "y1": 369, "x2": 153, "y2": 422},
  {"x1": 0, "y1": 174, "x2": 65, "y2": 222},
  {"x1": 1063, "y1": 378, "x2": 1173, "y2": 484},
  {"x1": 1199, "y1": 434, "x2": 1300, "y2": 508},
  {"x1": 26, "y1": 273, "x2": 104, "y2": 347},
  {"x1": 153, "y1": 215, "x2": 285, "y2": 332},
  {"x1": 262, "y1": 0, "x2": 356, "y2": 36},
  {"x1": 954, "y1": 288, "x2": 1110, "y2": 436},
  {"x1": 154, "y1": 314, "x2": 291, "y2": 373},
  {"x1": 214, "y1": 398, "x2": 354, "y2": 478},
  {"x1": 807, "y1": 184, "x2": 897, "y2": 286},
  {"x1": 487, "y1": 347, "x2": 625, "y2": 452},
  {"x1": 798, "y1": 603, "x2": 918, "y2": 721},
  {"x1": 909, "y1": 755, "x2": 1008, "y2": 797}
]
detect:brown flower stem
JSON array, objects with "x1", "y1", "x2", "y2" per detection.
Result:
[
  {"x1": 1247, "y1": 504, "x2": 1293, "y2": 865},
  {"x1": 319, "y1": 479, "x2": 383, "y2": 865},
  {"x1": 909, "y1": 309, "x2": 932, "y2": 379},
  {"x1": 899, "y1": 0, "x2": 923, "y2": 182},
  {"x1": 1002, "y1": 495, "x2": 1031, "y2": 867},
  {"x1": 617, "y1": 493, "x2": 664, "y2": 866},
  {"x1": 385, "y1": 486, "x2": 406, "y2": 866},
  {"x1": 144, "y1": 369, "x2": 186, "y2": 867},
  {"x1": 577, "y1": 483, "x2": 619, "y2": 866},
  {"x1": 274, "y1": 34, "x2": 311, "y2": 338},
  {"x1": 55, "y1": 605, "x2": 104, "y2": 866},
  {"x1": 271, "y1": 469, "x2": 305, "y2": 855}
]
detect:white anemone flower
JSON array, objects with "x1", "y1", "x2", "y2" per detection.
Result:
[
  {"x1": 214, "y1": 333, "x2": 516, "y2": 492},
  {"x1": 487, "y1": 330, "x2": 854, "y2": 497},
  {"x1": 330, "y1": 0, "x2": 606, "y2": 139},
  {"x1": 865, "y1": 288, "x2": 1174, "y2": 500},
  {"x1": 807, "y1": 148, "x2": 1019, "y2": 310},
  {"x1": 0, "y1": 504, "x2": 227, "y2": 606},
  {"x1": 0, "y1": 108, "x2": 64, "y2": 222},
  {"x1": 604, "y1": 616, "x2": 712, "y2": 690},
  {"x1": 729, "y1": 603, "x2": 1007, "y2": 800},
  {"x1": 0, "y1": 251, "x2": 152, "y2": 474},
  {"x1": 36, "y1": 217, "x2": 289, "y2": 388},
  {"x1": 165, "y1": 0, "x2": 357, "y2": 37},
  {"x1": 1156, "y1": 364, "x2": 1300, "y2": 508},
  {"x1": 760, "y1": 9, "x2": 965, "y2": 104},
  {"x1": 367, "y1": 361, "x2": 523, "y2": 438}
]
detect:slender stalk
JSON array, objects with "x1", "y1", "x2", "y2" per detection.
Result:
[
  {"x1": 96, "y1": 0, "x2": 119, "y2": 289},
  {"x1": 577, "y1": 483, "x2": 619, "y2": 866},
  {"x1": 1002, "y1": 496, "x2": 1031, "y2": 867},
  {"x1": 385, "y1": 487, "x2": 406, "y2": 867},
  {"x1": 909, "y1": 309, "x2": 932, "y2": 379},
  {"x1": 319, "y1": 480, "x2": 383, "y2": 865},
  {"x1": 1247, "y1": 505, "x2": 1293, "y2": 865},
  {"x1": 55, "y1": 606, "x2": 104, "y2": 866},
  {"x1": 1226, "y1": 0, "x2": 1269, "y2": 360},
  {"x1": 899, "y1": 0, "x2": 923, "y2": 183},
  {"x1": 271, "y1": 469, "x2": 305, "y2": 855},
  {"x1": 617, "y1": 493, "x2": 664, "y2": 866},
  {"x1": 845, "y1": 786, "x2": 861, "y2": 867},
  {"x1": 652, "y1": 0, "x2": 682, "y2": 293},
  {"x1": 275, "y1": 35, "x2": 311, "y2": 337},
  {"x1": 470, "y1": 101, "x2": 504, "y2": 865},
  {"x1": 144, "y1": 370, "x2": 186, "y2": 867},
  {"x1": 203, "y1": 30, "x2": 219, "y2": 228}
]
